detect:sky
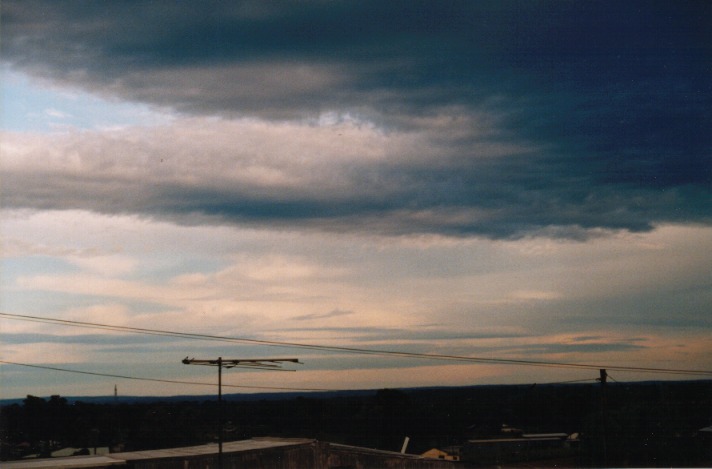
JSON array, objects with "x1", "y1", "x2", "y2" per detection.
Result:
[{"x1": 1, "y1": 1, "x2": 711, "y2": 399}]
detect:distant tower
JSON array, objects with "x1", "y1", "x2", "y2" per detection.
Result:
[{"x1": 114, "y1": 384, "x2": 117, "y2": 403}]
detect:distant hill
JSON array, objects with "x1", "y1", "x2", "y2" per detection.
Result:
[
  {"x1": 3, "y1": 380, "x2": 711, "y2": 466},
  {"x1": 4, "y1": 379, "x2": 711, "y2": 406},
  {"x1": 0, "y1": 388, "x2": 383, "y2": 406}
]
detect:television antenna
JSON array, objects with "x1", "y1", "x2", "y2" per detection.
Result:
[{"x1": 182, "y1": 357, "x2": 301, "y2": 467}]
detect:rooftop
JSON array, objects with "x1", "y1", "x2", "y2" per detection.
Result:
[{"x1": 110, "y1": 437, "x2": 314, "y2": 461}]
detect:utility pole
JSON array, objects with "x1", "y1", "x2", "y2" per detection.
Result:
[
  {"x1": 182, "y1": 357, "x2": 301, "y2": 468},
  {"x1": 598, "y1": 368, "x2": 608, "y2": 467},
  {"x1": 218, "y1": 357, "x2": 223, "y2": 460}
]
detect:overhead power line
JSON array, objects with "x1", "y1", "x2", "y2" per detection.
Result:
[
  {"x1": 0, "y1": 360, "x2": 333, "y2": 392},
  {"x1": 2, "y1": 312, "x2": 712, "y2": 377}
]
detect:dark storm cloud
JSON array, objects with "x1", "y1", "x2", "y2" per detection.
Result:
[{"x1": 2, "y1": 1, "x2": 711, "y2": 238}]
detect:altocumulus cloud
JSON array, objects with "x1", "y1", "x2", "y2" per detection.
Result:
[{"x1": 1, "y1": 0, "x2": 711, "y2": 241}]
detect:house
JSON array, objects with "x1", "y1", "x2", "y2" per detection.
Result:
[{"x1": 421, "y1": 448, "x2": 460, "y2": 461}]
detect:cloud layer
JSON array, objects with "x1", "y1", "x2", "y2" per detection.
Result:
[{"x1": 2, "y1": 1, "x2": 711, "y2": 239}]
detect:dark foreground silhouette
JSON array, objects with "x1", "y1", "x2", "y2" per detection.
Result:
[{"x1": 2, "y1": 380, "x2": 711, "y2": 466}]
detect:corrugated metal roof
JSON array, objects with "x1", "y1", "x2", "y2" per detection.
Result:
[
  {"x1": 2, "y1": 455, "x2": 125, "y2": 469},
  {"x1": 109, "y1": 437, "x2": 314, "y2": 461}
]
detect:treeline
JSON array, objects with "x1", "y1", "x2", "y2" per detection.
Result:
[{"x1": 2, "y1": 380, "x2": 711, "y2": 466}]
